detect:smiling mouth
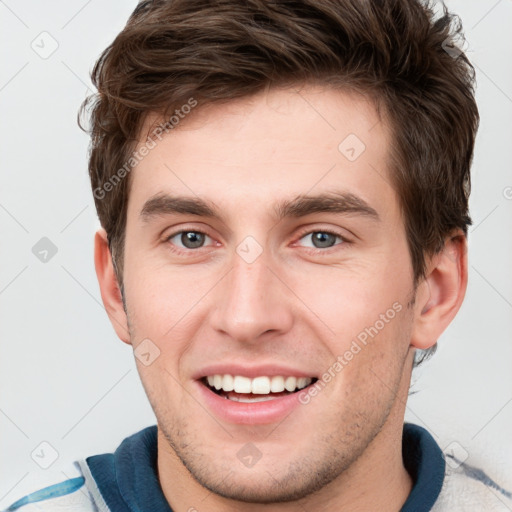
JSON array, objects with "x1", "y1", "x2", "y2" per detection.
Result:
[{"x1": 201, "y1": 374, "x2": 318, "y2": 403}]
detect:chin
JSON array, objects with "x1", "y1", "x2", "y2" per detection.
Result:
[{"x1": 191, "y1": 472, "x2": 323, "y2": 504}]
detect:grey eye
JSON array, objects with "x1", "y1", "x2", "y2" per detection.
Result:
[
  {"x1": 180, "y1": 231, "x2": 206, "y2": 249},
  {"x1": 167, "y1": 231, "x2": 212, "y2": 249},
  {"x1": 299, "y1": 231, "x2": 342, "y2": 249}
]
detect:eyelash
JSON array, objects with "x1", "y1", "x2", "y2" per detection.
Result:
[{"x1": 164, "y1": 226, "x2": 350, "y2": 255}]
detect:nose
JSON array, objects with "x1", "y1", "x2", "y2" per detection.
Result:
[{"x1": 209, "y1": 251, "x2": 294, "y2": 343}]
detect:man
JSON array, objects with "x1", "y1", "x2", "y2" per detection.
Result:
[{"x1": 4, "y1": 0, "x2": 511, "y2": 511}]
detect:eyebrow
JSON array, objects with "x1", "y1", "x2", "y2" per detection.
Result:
[{"x1": 140, "y1": 191, "x2": 380, "y2": 223}]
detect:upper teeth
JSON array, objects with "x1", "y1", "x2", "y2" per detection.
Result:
[{"x1": 206, "y1": 375, "x2": 312, "y2": 394}]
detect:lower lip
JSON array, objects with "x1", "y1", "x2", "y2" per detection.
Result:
[{"x1": 195, "y1": 380, "x2": 309, "y2": 425}]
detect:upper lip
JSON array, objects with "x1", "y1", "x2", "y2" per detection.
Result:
[{"x1": 192, "y1": 363, "x2": 317, "y2": 380}]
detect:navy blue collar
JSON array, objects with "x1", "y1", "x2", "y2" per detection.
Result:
[
  {"x1": 86, "y1": 422, "x2": 445, "y2": 511},
  {"x1": 87, "y1": 426, "x2": 173, "y2": 512},
  {"x1": 401, "y1": 423, "x2": 446, "y2": 511}
]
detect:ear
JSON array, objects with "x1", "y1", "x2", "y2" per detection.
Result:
[
  {"x1": 410, "y1": 231, "x2": 468, "y2": 350},
  {"x1": 94, "y1": 228, "x2": 131, "y2": 345}
]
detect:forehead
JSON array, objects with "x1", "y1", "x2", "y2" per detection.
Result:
[{"x1": 128, "y1": 85, "x2": 396, "y2": 221}]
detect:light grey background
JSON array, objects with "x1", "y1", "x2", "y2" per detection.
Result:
[{"x1": 1, "y1": 0, "x2": 511, "y2": 508}]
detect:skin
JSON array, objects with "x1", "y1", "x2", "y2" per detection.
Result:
[{"x1": 95, "y1": 84, "x2": 467, "y2": 511}]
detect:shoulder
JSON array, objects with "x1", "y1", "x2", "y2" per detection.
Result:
[
  {"x1": 432, "y1": 454, "x2": 512, "y2": 511},
  {"x1": 1, "y1": 462, "x2": 99, "y2": 512},
  {"x1": 402, "y1": 423, "x2": 512, "y2": 512},
  {"x1": 2, "y1": 426, "x2": 158, "y2": 512}
]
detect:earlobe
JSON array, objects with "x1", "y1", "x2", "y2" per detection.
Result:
[
  {"x1": 410, "y1": 232, "x2": 468, "y2": 350},
  {"x1": 94, "y1": 228, "x2": 131, "y2": 344}
]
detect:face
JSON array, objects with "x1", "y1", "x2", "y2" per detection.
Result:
[{"x1": 120, "y1": 85, "x2": 417, "y2": 502}]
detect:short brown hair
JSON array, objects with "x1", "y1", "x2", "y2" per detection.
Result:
[{"x1": 80, "y1": 0, "x2": 479, "y2": 361}]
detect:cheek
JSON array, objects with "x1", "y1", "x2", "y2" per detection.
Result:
[
  {"x1": 324, "y1": 306, "x2": 413, "y2": 420},
  {"x1": 284, "y1": 258, "x2": 411, "y2": 344},
  {"x1": 123, "y1": 256, "x2": 211, "y2": 337},
  {"x1": 122, "y1": 260, "x2": 219, "y2": 392}
]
